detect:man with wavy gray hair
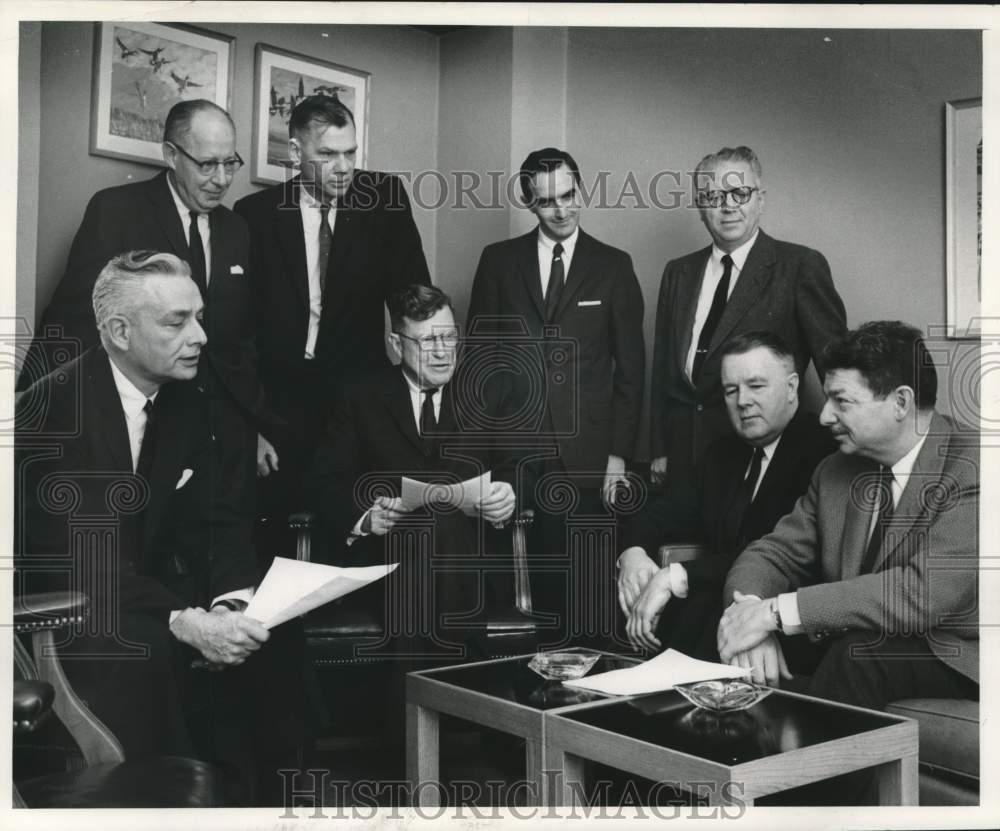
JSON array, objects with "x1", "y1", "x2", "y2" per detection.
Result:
[{"x1": 16, "y1": 251, "x2": 300, "y2": 805}]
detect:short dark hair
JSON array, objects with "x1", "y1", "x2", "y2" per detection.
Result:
[
  {"x1": 823, "y1": 321, "x2": 937, "y2": 409},
  {"x1": 720, "y1": 330, "x2": 795, "y2": 366},
  {"x1": 163, "y1": 99, "x2": 234, "y2": 145},
  {"x1": 518, "y1": 147, "x2": 582, "y2": 205},
  {"x1": 388, "y1": 284, "x2": 452, "y2": 333},
  {"x1": 288, "y1": 95, "x2": 355, "y2": 140}
]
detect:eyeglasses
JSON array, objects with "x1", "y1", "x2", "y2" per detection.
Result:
[
  {"x1": 396, "y1": 330, "x2": 461, "y2": 350},
  {"x1": 167, "y1": 142, "x2": 245, "y2": 176},
  {"x1": 696, "y1": 186, "x2": 760, "y2": 208}
]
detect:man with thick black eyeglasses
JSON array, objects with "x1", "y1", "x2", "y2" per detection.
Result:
[{"x1": 648, "y1": 145, "x2": 847, "y2": 494}]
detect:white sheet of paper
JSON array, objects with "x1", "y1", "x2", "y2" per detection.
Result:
[
  {"x1": 244, "y1": 557, "x2": 398, "y2": 629},
  {"x1": 399, "y1": 471, "x2": 491, "y2": 516},
  {"x1": 563, "y1": 649, "x2": 751, "y2": 696}
]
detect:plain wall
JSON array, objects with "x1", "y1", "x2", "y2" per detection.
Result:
[{"x1": 30, "y1": 21, "x2": 440, "y2": 318}]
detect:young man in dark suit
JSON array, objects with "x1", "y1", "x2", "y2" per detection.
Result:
[
  {"x1": 649, "y1": 145, "x2": 846, "y2": 492},
  {"x1": 619, "y1": 331, "x2": 836, "y2": 658},
  {"x1": 16, "y1": 251, "x2": 301, "y2": 806},
  {"x1": 233, "y1": 95, "x2": 430, "y2": 546},
  {"x1": 466, "y1": 148, "x2": 645, "y2": 644}
]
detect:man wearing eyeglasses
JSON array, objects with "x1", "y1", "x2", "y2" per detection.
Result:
[
  {"x1": 19, "y1": 99, "x2": 265, "y2": 525},
  {"x1": 649, "y1": 146, "x2": 846, "y2": 493}
]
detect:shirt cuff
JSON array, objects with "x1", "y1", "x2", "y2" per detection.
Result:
[
  {"x1": 348, "y1": 510, "x2": 372, "y2": 545},
  {"x1": 211, "y1": 588, "x2": 253, "y2": 610},
  {"x1": 667, "y1": 562, "x2": 688, "y2": 598},
  {"x1": 169, "y1": 609, "x2": 181, "y2": 625},
  {"x1": 777, "y1": 592, "x2": 804, "y2": 635}
]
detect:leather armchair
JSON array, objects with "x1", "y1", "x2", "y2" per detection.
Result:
[
  {"x1": 658, "y1": 544, "x2": 980, "y2": 806},
  {"x1": 13, "y1": 591, "x2": 224, "y2": 808}
]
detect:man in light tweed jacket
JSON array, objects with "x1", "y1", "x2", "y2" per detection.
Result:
[{"x1": 718, "y1": 321, "x2": 978, "y2": 710}]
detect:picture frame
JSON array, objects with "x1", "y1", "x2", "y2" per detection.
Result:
[
  {"x1": 251, "y1": 44, "x2": 370, "y2": 186},
  {"x1": 944, "y1": 97, "x2": 982, "y2": 339},
  {"x1": 90, "y1": 22, "x2": 234, "y2": 167}
]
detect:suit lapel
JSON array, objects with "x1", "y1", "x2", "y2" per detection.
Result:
[
  {"x1": 137, "y1": 387, "x2": 187, "y2": 562},
  {"x1": 554, "y1": 231, "x2": 595, "y2": 319},
  {"x1": 707, "y1": 231, "x2": 775, "y2": 358},
  {"x1": 384, "y1": 368, "x2": 425, "y2": 457},
  {"x1": 675, "y1": 249, "x2": 711, "y2": 384},
  {"x1": 841, "y1": 458, "x2": 880, "y2": 577},
  {"x1": 324, "y1": 176, "x2": 363, "y2": 318},
  {"x1": 753, "y1": 412, "x2": 805, "y2": 511},
  {"x1": 90, "y1": 349, "x2": 134, "y2": 474},
  {"x1": 516, "y1": 231, "x2": 546, "y2": 320},
  {"x1": 147, "y1": 172, "x2": 190, "y2": 260},
  {"x1": 277, "y1": 178, "x2": 310, "y2": 313}
]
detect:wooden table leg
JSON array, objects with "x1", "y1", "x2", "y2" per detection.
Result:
[
  {"x1": 526, "y1": 738, "x2": 543, "y2": 807},
  {"x1": 544, "y1": 745, "x2": 587, "y2": 807},
  {"x1": 874, "y1": 753, "x2": 919, "y2": 805},
  {"x1": 406, "y1": 702, "x2": 440, "y2": 807}
]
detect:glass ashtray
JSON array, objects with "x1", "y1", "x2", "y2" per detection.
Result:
[
  {"x1": 674, "y1": 680, "x2": 772, "y2": 712},
  {"x1": 528, "y1": 651, "x2": 601, "y2": 681}
]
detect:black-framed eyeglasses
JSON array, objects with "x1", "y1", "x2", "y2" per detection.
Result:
[
  {"x1": 696, "y1": 186, "x2": 760, "y2": 208},
  {"x1": 167, "y1": 141, "x2": 244, "y2": 176},
  {"x1": 396, "y1": 330, "x2": 461, "y2": 350}
]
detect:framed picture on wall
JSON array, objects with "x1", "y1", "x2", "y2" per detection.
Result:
[
  {"x1": 251, "y1": 44, "x2": 370, "y2": 185},
  {"x1": 945, "y1": 97, "x2": 982, "y2": 339},
  {"x1": 90, "y1": 22, "x2": 234, "y2": 166}
]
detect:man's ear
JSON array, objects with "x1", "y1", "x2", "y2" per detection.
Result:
[
  {"x1": 787, "y1": 371, "x2": 800, "y2": 399},
  {"x1": 893, "y1": 386, "x2": 916, "y2": 418},
  {"x1": 161, "y1": 142, "x2": 177, "y2": 172},
  {"x1": 288, "y1": 138, "x2": 302, "y2": 167},
  {"x1": 387, "y1": 332, "x2": 402, "y2": 362},
  {"x1": 104, "y1": 315, "x2": 130, "y2": 352}
]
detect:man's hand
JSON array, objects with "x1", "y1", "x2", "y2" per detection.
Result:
[
  {"x1": 717, "y1": 591, "x2": 777, "y2": 662},
  {"x1": 476, "y1": 481, "x2": 516, "y2": 525},
  {"x1": 617, "y1": 546, "x2": 660, "y2": 615},
  {"x1": 361, "y1": 496, "x2": 409, "y2": 536},
  {"x1": 602, "y1": 454, "x2": 628, "y2": 507},
  {"x1": 649, "y1": 456, "x2": 668, "y2": 485},
  {"x1": 725, "y1": 634, "x2": 792, "y2": 687},
  {"x1": 170, "y1": 607, "x2": 269, "y2": 666},
  {"x1": 626, "y1": 567, "x2": 673, "y2": 651},
  {"x1": 257, "y1": 433, "x2": 279, "y2": 477}
]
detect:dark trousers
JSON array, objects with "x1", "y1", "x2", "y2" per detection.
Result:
[{"x1": 653, "y1": 589, "x2": 724, "y2": 661}]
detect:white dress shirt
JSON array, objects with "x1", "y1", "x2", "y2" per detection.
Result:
[
  {"x1": 166, "y1": 175, "x2": 211, "y2": 282},
  {"x1": 537, "y1": 227, "x2": 579, "y2": 298},
  {"x1": 685, "y1": 230, "x2": 759, "y2": 380},
  {"x1": 299, "y1": 187, "x2": 338, "y2": 359},
  {"x1": 777, "y1": 434, "x2": 929, "y2": 633},
  {"x1": 108, "y1": 358, "x2": 158, "y2": 471}
]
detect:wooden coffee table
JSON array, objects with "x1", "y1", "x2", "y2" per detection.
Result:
[
  {"x1": 406, "y1": 648, "x2": 640, "y2": 807},
  {"x1": 544, "y1": 687, "x2": 918, "y2": 806}
]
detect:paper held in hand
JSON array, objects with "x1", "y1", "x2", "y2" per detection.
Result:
[
  {"x1": 400, "y1": 471, "x2": 491, "y2": 516},
  {"x1": 244, "y1": 557, "x2": 398, "y2": 629},
  {"x1": 564, "y1": 649, "x2": 751, "y2": 696}
]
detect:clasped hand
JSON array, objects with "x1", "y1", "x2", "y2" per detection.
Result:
[
  {"x1": 717, "y1": 591, "x2": 791, "y2": 687},
  {"x1": 475, "y1": 481, "x2": 515, "y2": 525},
  {"x1": 170, "y1": 606, "x2": 269, "y2": 667}
]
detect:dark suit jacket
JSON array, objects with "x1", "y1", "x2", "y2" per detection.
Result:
[
  {"x1": 725, "y1": 413, "x2": 979, "y2": 683},
  {"x1": 650, "y1": 230, "x2": 846, "y2": 484},
  {"x1": 233, "y1": 172, "x2": 430, "y2": 443},
  {"x1": 21, "y1": 172, "x2": 262, "y2": 425},
  {"x1": 15, "y1": 346, "x2": 258, "y2": 621},
  {"x1": 623, "y1": 411, "x2": 836, "y2": 588},
  {"x1": 467, "y1": 229, "x2": 645, "y2": 478}
]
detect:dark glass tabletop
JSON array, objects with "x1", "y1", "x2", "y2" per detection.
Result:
[
  {"x1": 559, "y1": 690, "x2": 901, "y2": 766},
  {"x1": 419, "y1": 650, "x2": 639, "y2": 711}
]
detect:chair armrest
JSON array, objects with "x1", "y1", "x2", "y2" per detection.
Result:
[
  {"x1": 658, "y1": 543, "x2": 710, "y2": 568},
  {"x1": 14, "y1": 591, "x2": 89, "y2": 633},
  {"x1": 14, "y1": 680, "x2": 54, "y2": 734},
  {"x1": 289, "y1": 512, "x2": 316, "y2": 562}
]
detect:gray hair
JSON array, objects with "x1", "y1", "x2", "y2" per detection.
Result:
[
  {"x1": 694, "y1": 146, "x2": 763, "y2": 189},
  {"x1": 163, "y1": 99, "x2": 235, "y2": 146},
  {"x1": 93, "y1": 250, "x2": 192, "y2": 332}
]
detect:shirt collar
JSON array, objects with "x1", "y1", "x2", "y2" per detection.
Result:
[
  {"x1": 890, "y1": 434, "x2": 927, "y2": 482},
  {"x1": 108, "y1": 356, "x2": 158, "y2": 417},
  {"x1": 401, "y1": 367, "x2": 442, "y2": 396},
  {"x1": 166, "y1": 173, "x2": 200, "y2": 221},
  {"x1": 537, "y1": 227, "x2": 579, "y2": 259},
  {"x1": 711, "y1": 229, "x2": 759, "y2": 272},
  {"x1": 299, "y1": 185, "x2": 334, "y2": 210},
  {"x1": 759, "y1": 432, "x2": 781, "y2": 462}
]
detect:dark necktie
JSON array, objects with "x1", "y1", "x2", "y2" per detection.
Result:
[
  {"x1": 136, "y1": 398, "x2": 158, "y2": 479},
  {"x1": 318, "y1": 204, "x2": 333, "y2": 296},
  {"x1": 420, "y1": 388, "x2": 438, "y2": 453},
  {"x1": 725, "y1": 445, "x2": 763, "y2": 551},
  {"x1": 188, "y1": 211, "x2": 208, "y2": 297},
  {"x1": 693, "y1": 253, "x2": 733, "y2": 382},
  {"x1": 543, "y1": 242, "x2": 565, "y2": 322},
  {"x1": 860, "y1": 466, "x2": 895, "y2": 574}
]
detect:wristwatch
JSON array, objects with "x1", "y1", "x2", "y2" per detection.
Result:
[
  {"x1": 768, "y1": 597, "x2": 784, "y2": 634},
  {"x1": 211, "y1": 598, "x2": 247, "y2": 613}
]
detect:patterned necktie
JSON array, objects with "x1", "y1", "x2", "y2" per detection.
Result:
[
  {"x1": 420, "y1": 388, "x2": 438, "y2": 454},
  {"x1": 188, "y1": 211, "x2": 207, "y2": 297},
  {"x1": 544, "y1": 242, "x2": 565, "y2": 322},
  {"x1": 318, "y1": 204, "x2": 333, "y2": 296},
  {"x1": 693, "y1": 253, "x2": 733, "y2": 382},
  {"x1": 136, "y1": 398, "x2": 158, "y2": 479},
  {"x1": 860, "y1": 466, "x2": 895, "y2": 574}
]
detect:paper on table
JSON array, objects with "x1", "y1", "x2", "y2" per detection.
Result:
[
  {"x1": 244, "y1": 557, "x2": 398, "y2": 629},
  {"x1": 563, "y1": 649, "x2": 751, "y2": 696},
  {"x1": 400, "y1": 471, "x2": 491, "y2": 516}
]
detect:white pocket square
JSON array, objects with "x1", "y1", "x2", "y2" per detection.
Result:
[
  {"x1": 230, "y1": 264, "x2": 244, "y2": 275},
  {"x1": 175, "y1": 469, "x2": 194, "y2": 490},
  {"x1": 577, "y1": 300, "x2": 602, "y2": 307}
]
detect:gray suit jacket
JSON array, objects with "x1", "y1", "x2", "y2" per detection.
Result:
[{"x1": 724, "y1": 412, "x2": 979, "y2": 683}]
